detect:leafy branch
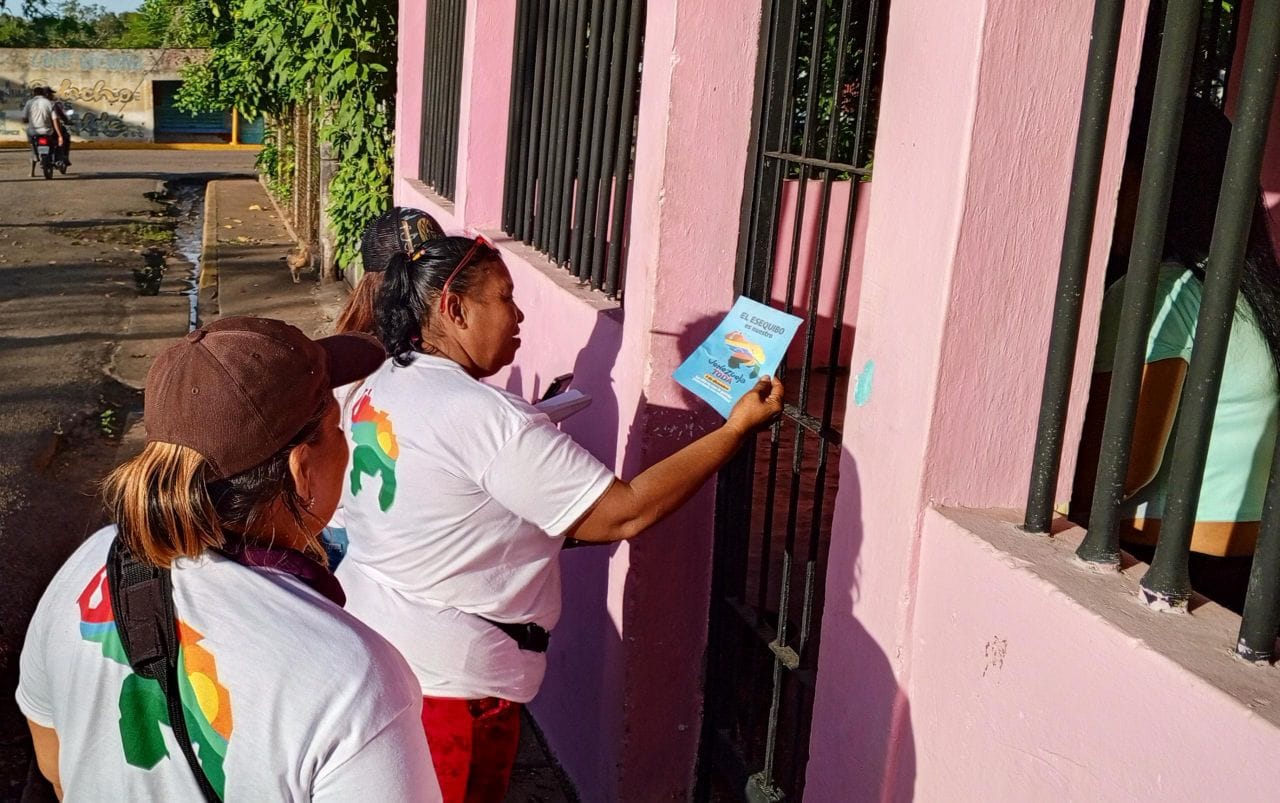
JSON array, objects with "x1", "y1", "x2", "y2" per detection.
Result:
[{"x1": 169, "y1": 0, "x2": 397, "y2": 269}]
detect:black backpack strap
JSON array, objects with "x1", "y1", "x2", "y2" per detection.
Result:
[{"x1": 107, "y1": 537, "x2": 222, "y2": 803}]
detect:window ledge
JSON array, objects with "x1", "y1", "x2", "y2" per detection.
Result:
[
  {"x1": 480, "y1": 229, "x2": 622, "y2": 318},
  {"x1": 933, "y1": 506, "x2": 1280, "y2": 726},
  {"x1": 400, "y1": 178, "x2": 458, "y2": 227}
]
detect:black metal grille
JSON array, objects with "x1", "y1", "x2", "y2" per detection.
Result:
[
  {"x1": 501, "y1": 0, "x2": 646, "y2": 300},
  {"x1": 1025, "y1": 0, "x2": 1280, "y2": 657},
  {"x1": 698, "y1": 1, "x2": 889, "y2": 800},
  {"x1": 419, "y1": 0, "x2": 467, "y2": 201}
]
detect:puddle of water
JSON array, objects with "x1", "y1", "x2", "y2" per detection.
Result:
[{"x1": 167, "y1": 181, "x2": 207, "y2": 331}]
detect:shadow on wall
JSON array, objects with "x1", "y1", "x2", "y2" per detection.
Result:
[
  {"x1": 617, "y1": 314, "x2": 734, "y2": 800},
  {"x1": 512, "y1": 309, "x2": 631, "y2": 799},
  {"x1": 806, "y1": 454, "x2": 917, "y2": 802},
  {"x1": 526, "y1": 310, "x2": 730, "y2": 800}
]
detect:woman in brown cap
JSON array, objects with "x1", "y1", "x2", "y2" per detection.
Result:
[{"x1": 18, "y1": 317, "x2": 441, "y2": 801}]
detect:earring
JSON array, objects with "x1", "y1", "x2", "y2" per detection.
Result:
[{"x1": 304, "y1": 496, "x2": 315, "y2": 510}]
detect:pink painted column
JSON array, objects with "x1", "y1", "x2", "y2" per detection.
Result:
[
  {"x1": 454, "y1": 0, "x2": 515, "y2": 227},
  {"x1": 803, "y1": 0, "x2": 1150, "y2": 798},
  {"x1": 394, "y1": 0, "x2": 428, "y2": 205},
  {"x1": 602, "y1": 1, "x2": 765, "y2": 798}
]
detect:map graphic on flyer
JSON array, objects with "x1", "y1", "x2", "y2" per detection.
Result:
[{"x1": 673, "y1": 297, "x2": 803, "y2": 418}]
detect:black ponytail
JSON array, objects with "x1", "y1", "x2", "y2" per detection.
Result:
[
  {"x1": 372, "y1": 235, "x2": 499, "y2": 366},
  {"x1": 376, "y1": 252, "x2": 427, "y2": 366}
]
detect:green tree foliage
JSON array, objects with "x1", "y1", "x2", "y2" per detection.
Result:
[
  {"x1": 0, "y1": 0, "x2": 171, "y2": 48},
  {"x1": 169, "y1": 0, "x2": 396, "y2": 269}
]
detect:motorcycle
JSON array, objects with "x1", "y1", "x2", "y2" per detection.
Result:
[{"x1": 29, "y1": 133, "x2": 54, "y2": 180}]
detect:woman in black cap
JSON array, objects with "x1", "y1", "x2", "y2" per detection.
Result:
[
  {"x1": 335, "y1": 207, "x2": 444, "y2": 336},
  {"x1": 18, "y1": 317, "x2": 440, "y2": 801}
]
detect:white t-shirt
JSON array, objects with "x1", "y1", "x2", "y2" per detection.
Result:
[
  {"x1": 22, "y1": 96, "x2": 54, "y2": 134},
  {"x1": 336, "y1": 355, "x2": 614, "y2": 702},
  {"x1": 17, "y1": 526, "x2": 441, "y2": 802}
]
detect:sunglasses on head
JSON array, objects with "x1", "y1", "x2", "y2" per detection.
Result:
[{"x1": 435, "y1": 234, "x2": 497, "y2": 314}]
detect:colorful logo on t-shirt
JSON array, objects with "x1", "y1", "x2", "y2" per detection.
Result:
[
  {"x1": 725, "y1": 331, "x2": 767, "y2": 378},
  {"x1": 350, "y1": 390, "x2": 400, "y2": 511},
  {"x1": 77, "y1": 566, "x2": 233, "y2": 796}
]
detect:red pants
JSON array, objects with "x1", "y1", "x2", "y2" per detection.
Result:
[{"x1": 420, "y1": 695, "x2": 522, "y2": 803}]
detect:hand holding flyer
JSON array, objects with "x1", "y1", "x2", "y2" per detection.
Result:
[{"x1": 673, "y1": 297, "x2": 804, "y2": 418}]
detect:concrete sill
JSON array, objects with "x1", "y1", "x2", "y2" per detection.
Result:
[
  {"x1": 401, "y1": 178, "x2": 458, "y2": 227},
  {"x1": 934, "y1": 506, "x2": 1280, "y2": 728},
  {"x1": 479, "y1": 229, "x2": 623, "y2": 318}
]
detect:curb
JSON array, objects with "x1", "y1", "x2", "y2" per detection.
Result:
[
  {"x1": 199, "y1": 180, "x2": 221, "y2": 323},
  {"x1": 0, "y1": 141, "x2": 261, "y2": 152}
]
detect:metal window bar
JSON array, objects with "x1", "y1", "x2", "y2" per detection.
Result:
[
  {"x1": 699, "y1": 0, "x2": 889, "y2": 799},
  {"x1": 1231, "y1": 0, "x2": 1280, "y2": 663},
  {"x1": 501, "y1": 0, "x2": 646, "y2": 300},
  {"x1": 1023, "y1": 0, "x2": 1127, "y2": 534},
  {"x1": 1026, "y1": 0, "x2": 1280, "y2": 657},
  {"x1": 419, "y1": 0, "x2": 467, "y2": 201},
  {"x1": 1078, "y1": 0, "x2": 1203, "y2": 566},
  {"x1": 735, "y1": 1, "x2": 808, "y2": 787}
]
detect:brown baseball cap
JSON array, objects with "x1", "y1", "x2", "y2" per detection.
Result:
[{"x1": 144, "y1": 316, "x2": 383, "y2": 478}]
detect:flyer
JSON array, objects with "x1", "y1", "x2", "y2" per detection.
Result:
[{"x1": 673, "y1": 296, "x2": 803, "y2": 418}]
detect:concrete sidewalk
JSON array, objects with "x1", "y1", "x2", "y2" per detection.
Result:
[
  {"x1": 201, "y1": 178, "x2": 345, "y2": 335},
  {"x1": 104, "y1": 178, "x2": 344, "y2": 392}
]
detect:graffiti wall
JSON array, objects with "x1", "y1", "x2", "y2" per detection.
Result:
[{"x1": 0, "y1": 48, "x2": 208, "y2": 143}]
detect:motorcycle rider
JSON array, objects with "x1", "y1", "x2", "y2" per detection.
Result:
[
  {"x1": 48, "y1": 89, "x2": 72, "y2": 171},
  {"x1": 20, "y1": 87, "x2": 60, "y2": 169}
]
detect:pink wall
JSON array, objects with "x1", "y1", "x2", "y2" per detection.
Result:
[
  {"x1": 395, "y1": 0, "x2": 763, "y2": 798},
  {"x1": 805, "y1": 0, "x2": 1151, "y2": 798},
  {"x1": 394, "y1": 0, "x2": 427, "y2": 208},
  {"x1": 803, "y1": 0, "x2": 987, "y2": 792},
  {"x1": 605, "y1": 3, "x2": 764, "y2": 796},
  {"x1": 453, "y1": 0, "x2": 514, "y2": 227},
  {"x1": 913, "y1": 509, "x2": 1280, "y2": 800}
]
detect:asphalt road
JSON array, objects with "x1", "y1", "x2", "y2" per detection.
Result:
[{"x1": 0, "y1": 148, "x2": 256, "y2": 798}]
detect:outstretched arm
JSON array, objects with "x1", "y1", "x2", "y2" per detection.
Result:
[{"x1": 567, "y1": 377, "x2": 784, "y2": 542}]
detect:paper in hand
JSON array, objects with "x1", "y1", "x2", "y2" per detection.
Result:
[{"x1": 672, "y1": 297, "x2": 803, "y2": 418}]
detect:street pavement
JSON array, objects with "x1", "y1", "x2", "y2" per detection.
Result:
[{"x1": 0, "y1": 149, "x2": 255, "y2": 797}]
